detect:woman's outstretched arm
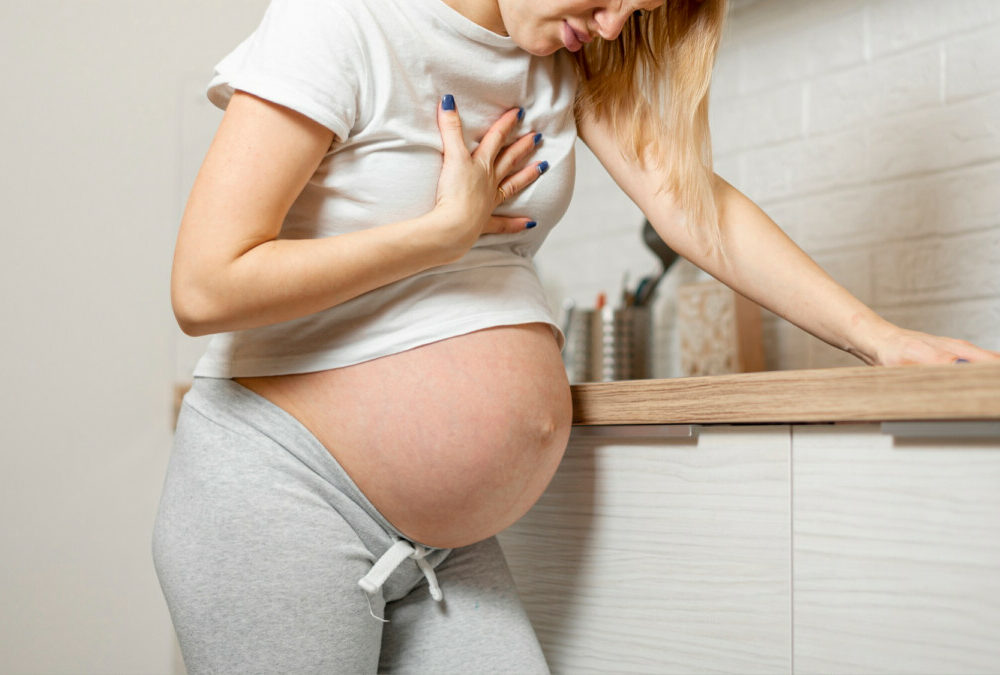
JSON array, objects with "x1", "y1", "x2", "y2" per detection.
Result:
[
  {"x1": 172, "y1": 91, "x2": 542, "y2": 336},
  {"x1": 578, "y1": 112, "x2": 1000, "y2": 366}
]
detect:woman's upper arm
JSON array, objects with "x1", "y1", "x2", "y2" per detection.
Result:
[
  {"x1": 576, "y1": 111, "x2": 696, "y2": 254},
  {"x1": 172, "y1": 90, "x2": 335, "y2": 295}
]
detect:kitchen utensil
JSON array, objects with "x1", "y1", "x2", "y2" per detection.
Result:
[
  {"x1": 638, "y1": 219, "x2": 680, "y2": 305},
  {"x1": 633, "y1": 275, "x2": 654, "y2": 307}
]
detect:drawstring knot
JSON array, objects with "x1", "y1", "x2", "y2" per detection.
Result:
[{"x1": 358, "y1": 539, "x2": 443, "y2": 621}]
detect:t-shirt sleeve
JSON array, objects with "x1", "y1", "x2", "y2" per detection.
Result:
[{"x1": 207, "y1": 0, "x2": 364, "y2": 141}]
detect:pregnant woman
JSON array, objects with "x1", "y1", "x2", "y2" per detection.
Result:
[{"x1": 152, "y1": 0, "x2": 1000, "y2": 672}]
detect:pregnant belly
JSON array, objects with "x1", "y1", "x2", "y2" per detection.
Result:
[{"x1": 235, "y1": 322, "x2": 572, "y2": 549}]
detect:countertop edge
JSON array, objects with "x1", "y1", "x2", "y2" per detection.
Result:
[{"x1": 569, "y1": 361, "x2": 1000, "y2": 425}]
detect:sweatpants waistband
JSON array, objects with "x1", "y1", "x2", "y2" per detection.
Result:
[{"x1": 183, "y1": 376, "x2": 416, "y2": 550}]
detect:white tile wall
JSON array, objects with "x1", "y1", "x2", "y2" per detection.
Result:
[{"x1": 536, "y1": 0, "x2": 1000, "y2": 375}]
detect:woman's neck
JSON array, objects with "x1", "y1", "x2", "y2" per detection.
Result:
[{"x1": 438, "y1": 0, "x2": 507, "y2": 36}]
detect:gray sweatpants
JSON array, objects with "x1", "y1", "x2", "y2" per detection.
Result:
[{"x1": 152, "y1": 376, "x2": 549, "y2": 674}]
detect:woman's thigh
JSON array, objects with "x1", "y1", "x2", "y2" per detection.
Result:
[
  {"x1": 152, "y1": 403, "x2": 385, "y2": 674},
  {"x1": 378, "y1": 537, "x2": 549, "y2": 674}
]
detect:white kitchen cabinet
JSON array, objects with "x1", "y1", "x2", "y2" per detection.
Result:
[
  {"x1": 498, "y1": 425, "x2": 792, "y2": 674},
  {"x1": 792, "y1": 423, "x2": 1000, "y2": 675},
  {"x1": 501, "y1": 421, "x2": 1000, "y2": 674}
]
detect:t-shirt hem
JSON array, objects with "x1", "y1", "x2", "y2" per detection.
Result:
[{"x1": 192, "y1": 311, "x2": 565, "y2": 379}]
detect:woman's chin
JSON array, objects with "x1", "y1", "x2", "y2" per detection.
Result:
[
  {"x1": 523, "y1": 41, "x2": 562, "y2": 56},
  {"x1": 509, "y1": 30, "x2": 562, "y2": 56}
]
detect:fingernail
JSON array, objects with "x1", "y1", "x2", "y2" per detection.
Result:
[
  {"x1": 533, "y1": 133, "x2": 543, "y2": 145},
  {"x1": 517, "y1": 107, "x2": 525, "y2": 121},
  {"x1": 537, "y1": 161, "x2": 549, "y2": 175},
  {"x1": 955, "y1": 358, "x2": 970, "y2": 363},
  {"x1": 442, "y1": 94, "x2": 455, "y2": 111},
  {"x1": 525, "y1": 221, "x2": 537, "y2": 229}
]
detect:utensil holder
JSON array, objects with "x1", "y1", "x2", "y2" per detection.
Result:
[
  {"x1": 590, "y1": 306, "x2": 651, "y2": 382},
  {"x1": 562, "y1": 309, "x2": 594, "y2": 384}
]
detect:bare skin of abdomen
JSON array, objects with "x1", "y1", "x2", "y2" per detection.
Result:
[{"x1": 235, "y1": 322, "x2": 573, "y2": 549}]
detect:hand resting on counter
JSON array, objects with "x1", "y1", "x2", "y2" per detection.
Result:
[{"x1": 866, "y1": 324, "x2": 1000, "y2": 367}]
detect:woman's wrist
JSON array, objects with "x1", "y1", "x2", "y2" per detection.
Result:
[
  {"x1": 841, "y1": 310, "x2": 902, "y2": 366},
  {"x1": 419, "y1": 206, "x2": 473, "y2": 264}
]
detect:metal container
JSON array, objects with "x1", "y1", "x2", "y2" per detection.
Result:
[
  {"x1": 562, "y1": 308, "x2": 594, "y2": 384},
  {"x1": 591, "y1": 306, "x2": 651, "y2": 382},
  {"x1": 562, "y1": 303, "x2": 652, "y2": 382}
]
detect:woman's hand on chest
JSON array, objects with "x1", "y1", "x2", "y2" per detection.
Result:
[{"x1": 430, "y1": 95, "x2": 549, "y2": 260}]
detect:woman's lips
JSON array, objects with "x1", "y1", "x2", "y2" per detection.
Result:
[{"x1": 561, "y1": 21, "x2": 589, "y2": 52}]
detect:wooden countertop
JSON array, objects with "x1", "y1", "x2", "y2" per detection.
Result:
[
  {"x1": 174, "y1": 362, "x2": 999, "y2": 428},
  {"x1": 570, "y1": 361, "x2": 1000, "y2": 425}
]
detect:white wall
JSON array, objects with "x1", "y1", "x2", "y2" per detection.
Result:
[
  {"x1": 0, "y1": 1, "x2": 265, "y2": 672},
  {"x1": 535, "y1": 0, "x2": 1000, "y2": 374}
]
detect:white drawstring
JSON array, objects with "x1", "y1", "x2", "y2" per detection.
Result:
[
  {"x1": 358, "y1": 539, "x2": 443, "y2": 621},
  {"x1": 410, "y1": 546, "x2": 443, "y2": 602}
]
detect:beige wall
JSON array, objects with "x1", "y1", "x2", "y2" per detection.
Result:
[{"x1": 0, "y1": 1, "x2": 265, "y2": 672}]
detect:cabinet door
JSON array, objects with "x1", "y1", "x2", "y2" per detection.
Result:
[
  {"x1": 498, "y1": 425, "x2": 792, "y2": 674},
  {"x1": 793, "y1": 424, "x2": 1000, "y2": 674}
]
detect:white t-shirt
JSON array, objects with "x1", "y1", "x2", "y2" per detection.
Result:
[{"x1": 192, "y1": 0, "x2": 578, "y2": 378}]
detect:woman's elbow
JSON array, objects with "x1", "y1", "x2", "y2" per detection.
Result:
[
  {"x1": 171, "y1": 295, "x2": 208, "y2": 338},
  {"x1": 171, "y1": 274, "x2": 219, "y2": 337}
]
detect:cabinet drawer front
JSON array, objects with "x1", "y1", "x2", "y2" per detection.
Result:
[
  {"x1": 793, "y1": 424, "x2": 1000, "y2": 675},
  {"x1": 500, "y1": 425, "x2": 792, "y2": 674}
]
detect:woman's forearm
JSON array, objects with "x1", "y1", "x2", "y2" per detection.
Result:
[
  {"x1": 172, "y1": 93, "x2": 542, "y2": 338},
  {"x1": 578, "y1": 114, "x2": 890, "y2": 363},
  {"x1": 173, "y1": 211, "x2": 456, "y2": 337},
  {"x1": 698, "y1": 175, "x2": 894, "y2": 364},
  {"x1": 580, "y1": 112, "x2": 995, "y2": 367}
]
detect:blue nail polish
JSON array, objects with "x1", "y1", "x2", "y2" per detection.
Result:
[
  {"x1": 442, "y1": 94, "x2": 455, "y2": 111},
  {"x1": 537, "y1": 161, "x2": 549, "y2": 175},
  {"x1": 533, "y1": 133, "x2": 543, "y2": 145},
  {"x1": 955, "y1": 358, "x2": 970, "y2": 363},
  {"x1": 517, "y1": 107, "x2": 525, "y2": 121},
  {"x1": 525, "y1": 221, "x2": 537, "y2": 229}
]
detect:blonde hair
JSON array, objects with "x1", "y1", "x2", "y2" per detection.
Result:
[{"x1": 573, "y1": 0, "x2": 728, "y2": 252}]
